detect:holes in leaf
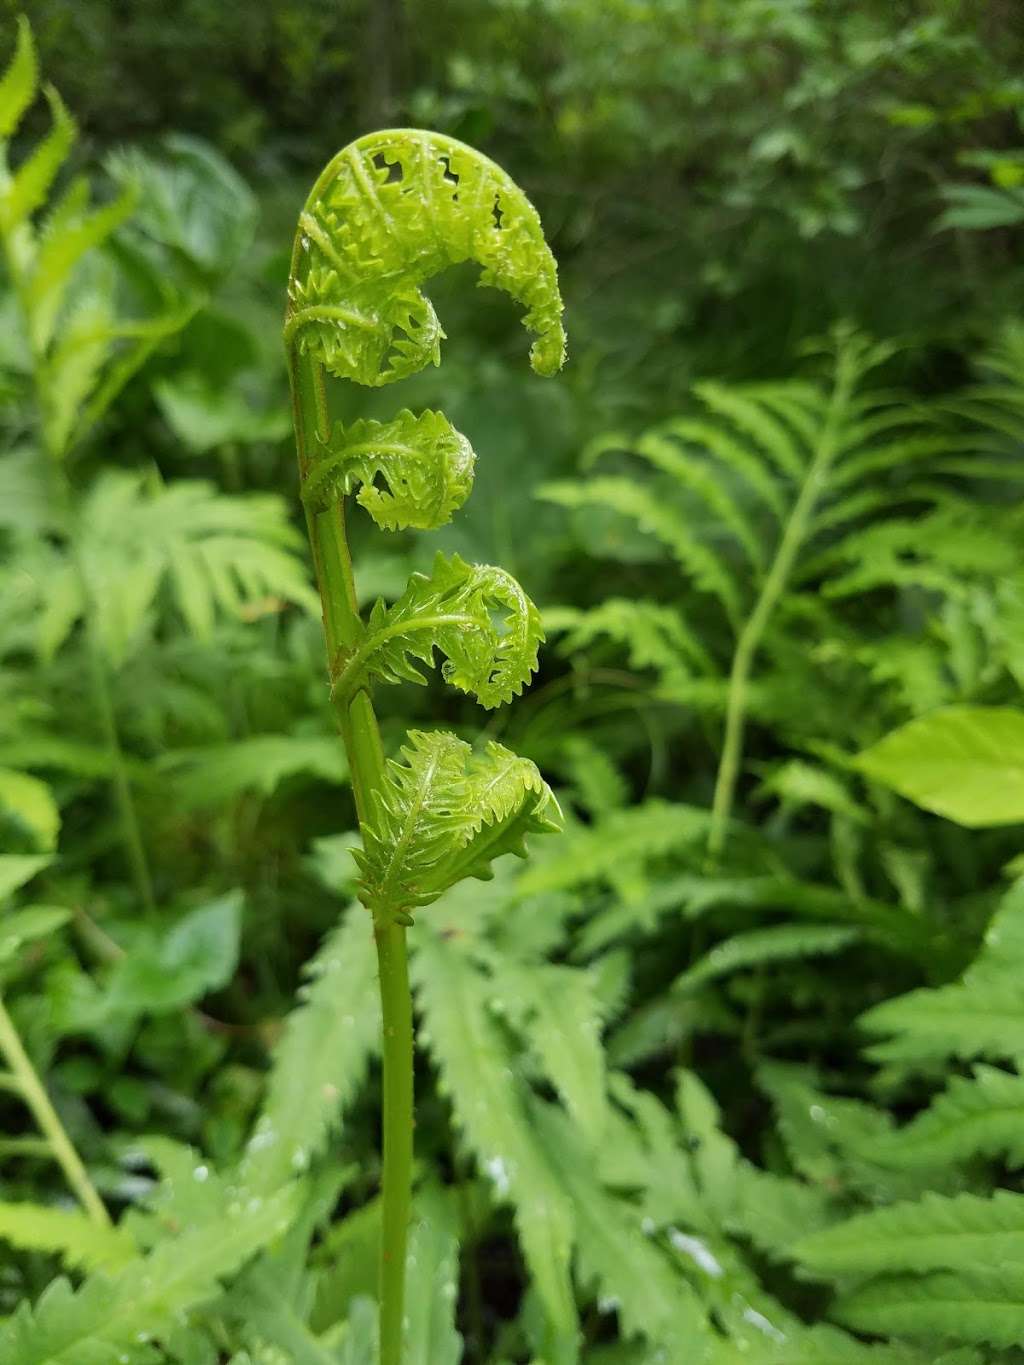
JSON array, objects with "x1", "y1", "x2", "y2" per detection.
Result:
[
  {"x1": 492, "y1": 195, "x2": 504, "y2": 230},
  {"x1": 439, "y1": 154, "x2": 461, "y2": 203},
  {"x1": 371, "y1": 151, "x2": 404, "y2": 184},
  {"x1": 487, "y1": 604, "x2": 510, "y2": 638}
]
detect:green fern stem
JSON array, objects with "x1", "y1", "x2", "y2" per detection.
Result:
[
  {"x1": 289, "y1": 347, "x2": 412, "y2": 1365},
  {"x1": 54, "y1": 469, "x2": 158, "y2": 920},
  {"x1": 707, "y1": 354, "x2": 857, "y2": 863},
  {"x1": 0, "y1": 994, "x2": 110, "y2": 1227},
  {"x1": 375, "y1": 916, "x2": 415, "y2": 1365}
]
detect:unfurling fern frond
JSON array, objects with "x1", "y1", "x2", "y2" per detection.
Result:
[
  {"x1": 286, "y1": 129, "x2": 565, "y2": 389},
  {"x1": 337, "y1": 552, "x2": 543, "y2": 708},
  {"x1": 354, "y1": 730, "x2": 470, "y2": 921},
  {"x1": 303, "y1": 409, "x2": 475, "y2": 530},
  {"x1": 354, "y1": 731, "x2": 560, "y2": 923},
  {"x1": 286, "y1": 129, "x2": 565, "y2": 1360}
]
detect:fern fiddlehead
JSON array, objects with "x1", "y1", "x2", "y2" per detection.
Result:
[{"x1": 285, "y1": 130, "x2": 565, "y2": 1365}]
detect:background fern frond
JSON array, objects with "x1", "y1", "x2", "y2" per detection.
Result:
[
  {"x1": 862, "y1": 879, "x2": 1024, "y2": 1066},
  {"x1": 8, "y1": 471, "x2": 316, "y2": 665},
  {"x1": 412, "y1": 927, "x2": 578, "y2": 1346},
  {"x1": 826, "y1": 1267, "x2": 1024, "y2": 1351},
  {"x1": 242, "y1": 908, "x2": 380, "y2": 1194},
  {"x1": 0, "y1": 1182, "x2": 302, "y2": 1365},
  {"x1": 672, "y1": 923, "x2": 859, "y2": 995},
  {"x1": 868, "y1": 1065, "x2": 1024, "y2": 1171},
  {"x1": 0, "y1": 1202, "x2": 132, "y2": 1273}
]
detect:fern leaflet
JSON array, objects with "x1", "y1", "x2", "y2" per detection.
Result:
[
  {"x1": 242, "y1": 908, "x2": 380, "y2": 1194},
  {"x1": 337, "y1": 551, "x2": 543, "y2": 709}
]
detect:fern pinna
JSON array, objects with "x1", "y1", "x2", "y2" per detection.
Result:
[{"x1": 284, "y1": 130, "x2": 565, "y2": 1364}]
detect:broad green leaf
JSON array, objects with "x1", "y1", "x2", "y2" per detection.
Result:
[
  {"x1": 0, "y1": 854, "x2": 50, "y2": 903},
  {"x1": 0, "y1": 768, "x2": 60, "y2": 851},
  {"x1": 857, "y1": 706, "x2": 1024, "y2": 827},
  {"x1": 104, "y1": 893, "x2": 243, "y2": 1015},
  {"x1": 0, "y1": 907, "x2": 70, "y2": 966}
]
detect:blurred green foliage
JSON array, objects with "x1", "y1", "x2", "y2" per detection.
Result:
[{"x1": 2, "y1": 2, "x2": 1024, "y2": 1361}]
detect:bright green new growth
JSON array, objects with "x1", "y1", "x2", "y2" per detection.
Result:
[
  {"x1": 339, "y1": 551, "x2": 544, "y2": 711},
  {"x1": 355, "y1": 731, "x2": 560, "y2": 922},
  {"x1": 285, "y1": 128, "x2": 565, "y2": 1365},
  {"x1": 286, "y1": 128, "x2": 566, "y2": 388}
]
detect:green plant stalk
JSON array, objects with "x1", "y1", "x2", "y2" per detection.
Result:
[
  {"x1": 707, "y1": 357, "x2": 856, "y2": 863},
  {"x1": 54, "y1": 469, "x2": 157, "y2": 919},
  {"x1": 289, "y1": 348, "x2": 412, "y2": 1365},
  {"x1": 0, "y1": 995, "x2": 110, "y2": 1226}
]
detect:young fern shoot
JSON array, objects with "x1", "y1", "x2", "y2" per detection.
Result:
[{"x1": 284, "y1": 130, "x2": 565, "y2": 1365}]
